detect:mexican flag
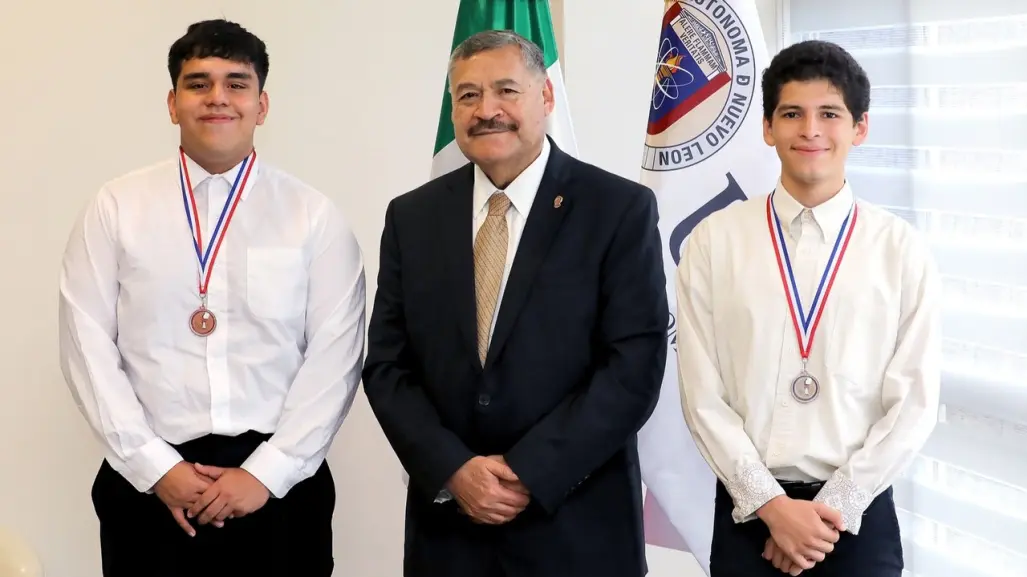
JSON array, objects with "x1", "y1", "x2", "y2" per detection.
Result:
[{"x1": 430, "y1": 0, "x2": 578, "y2": 179}]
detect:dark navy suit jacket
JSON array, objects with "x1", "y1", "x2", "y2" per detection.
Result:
[{"x1": 363, "y1": 137, "x2": 669, "y2": 577}]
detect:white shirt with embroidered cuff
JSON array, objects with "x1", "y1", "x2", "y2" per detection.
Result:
[{"x1": 675, "y1": 180, "x2": 942, "y2": 534}]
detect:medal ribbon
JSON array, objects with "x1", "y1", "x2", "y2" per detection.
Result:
[
  {"x1": 179, "y1": 147, "x2": 256, "y2": 302},
  {"x1": 766, "y1": 192, "x2": 857, "y2": 361}
]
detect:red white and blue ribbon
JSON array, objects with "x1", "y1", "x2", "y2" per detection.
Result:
[
  {"x1": 179, "y1": 147, "x2": 256, "y2": 300},
  {"x1": 766, "y1": 192, "x2": 858, "y2": 361}
]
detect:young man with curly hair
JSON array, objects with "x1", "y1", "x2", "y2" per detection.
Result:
[{"x1": 676, "y1": 40, "x2": 941, "y2": 577}]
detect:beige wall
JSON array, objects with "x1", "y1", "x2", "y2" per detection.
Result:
[
  {"x1": 553, "y1": 0, "x2": 565, "y2": 62},
  {"x1": 0, "y1": 2, "x2": 778, "y2": 575}
]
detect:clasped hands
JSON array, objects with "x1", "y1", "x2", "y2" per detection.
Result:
[
  {"x1": 446, "y1": 455, "x2": 530, "y2": 525},
  {"x1": 152, "y1": 461, "x2": 270, "y2": 536},
  {"x1": 756, "y1": 495, "x2": 846, "y2": 576}
]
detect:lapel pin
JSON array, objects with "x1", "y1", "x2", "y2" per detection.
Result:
[{"x1": 554, "y1": 195, "x2": 563, "y2": 208}]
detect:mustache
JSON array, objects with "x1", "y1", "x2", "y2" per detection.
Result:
[{"x1": 468, "y1": 118, "x2": 518, "y2": 136}]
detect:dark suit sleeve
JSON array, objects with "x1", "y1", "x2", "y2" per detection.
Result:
[
  {"x1": 362, "y1": 199, "x2": 476, "y2": 502},
  {"x1": 503, "y1": 186, "x2": 668, "y2": 514}
]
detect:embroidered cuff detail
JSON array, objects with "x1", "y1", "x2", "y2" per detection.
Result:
[
  {"x1": 813, "y1": 471, "x2": 872, "y2": 535},
  {"x1": 726, "y1": 463, "x2": 785, "y2": 522}
]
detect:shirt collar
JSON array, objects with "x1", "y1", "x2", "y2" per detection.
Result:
[
  {"x1": 473, "y1": 137, "x2": 551, "y2": 218},
  {"x1": 772, "y1": 179, "x2": 855, "y2": 241},
  {"x1": 180, "y1": 149, "x2": 260, "y2": 201}
]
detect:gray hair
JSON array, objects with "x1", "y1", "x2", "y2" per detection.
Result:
[{"x1": 447, "y1": 29, "x2": 547, "y2": 81}]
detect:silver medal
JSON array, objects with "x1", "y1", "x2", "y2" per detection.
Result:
[{"x1": 790, "y1": 371, "x2": 820, "y2": 403}]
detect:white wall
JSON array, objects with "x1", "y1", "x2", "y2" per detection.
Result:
[{"x1": 0, "y1": 2, "x2": 778, "y2": 576}]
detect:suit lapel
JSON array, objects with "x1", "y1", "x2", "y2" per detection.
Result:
[
  {"x1": 439, "y1": 166, "x2": 481, "y2": 368},
  {"x1": 485, "y1": 145, "x2": 573, "y2": 368}
]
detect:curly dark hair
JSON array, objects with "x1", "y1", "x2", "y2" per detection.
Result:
[
  {"x1": 167, "y1": 19, "x2": 269, "y2": 91},
  {"x1": 761, "y1": 40, "x2": 870, "y2": 124}
]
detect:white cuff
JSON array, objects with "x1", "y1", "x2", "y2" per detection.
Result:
[
  {"x1": 240, "y1": 441, "x2": 305, "y2": 499},
  {"x1": 435, "y1": 489, "x2": 453, "y2": 503},
  {"x1": 727, "y1": 462, "x2": 785, "y2": 523},
  {"x1": 813, "y1": 471, "x2": 872, "y2": 535},
  {"x1": 124, "y1": 437, "x2": 183, "y2": 493}
]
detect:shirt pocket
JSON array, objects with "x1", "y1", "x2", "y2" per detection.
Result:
[{"x1": 246, "y1": 248, "x2": 308, "y2": 320}]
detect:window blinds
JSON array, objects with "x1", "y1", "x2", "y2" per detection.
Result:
[{"x1": 785, "y1": 1, "x2": 1027, "y2": 575}]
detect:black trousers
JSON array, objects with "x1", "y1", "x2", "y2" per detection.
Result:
[
  {"x1": 710, "y1": 480, "x2": 903, "y2": 577},
  {"x1": 91, "y1": 430, "x2": 335, "y2": 577}
]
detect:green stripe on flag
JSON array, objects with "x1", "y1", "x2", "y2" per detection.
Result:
[{"x1": 433, "y1": 0, "x2": 561, "y2": 156}]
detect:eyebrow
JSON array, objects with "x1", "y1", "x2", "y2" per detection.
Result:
[
  {"x1": 181, "y1": 71, "x2": 254, "y2": 82},
  {"x1": 453, "y1": 78, "x2": 521, "y2": 93},
  {"x1": 777, "y1": 103, "x2": 846, "y2": 113}
]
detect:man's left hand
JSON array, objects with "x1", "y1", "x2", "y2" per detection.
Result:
[
  {"x1": 187, "y1": 464, "x2": 270, "y2": 525},
  {"x1": 454, "y1": 455, "x2": 532, "y2": 525},
  {"x1": 487, "y1": 456, "x2": 531, "y2": 498}
]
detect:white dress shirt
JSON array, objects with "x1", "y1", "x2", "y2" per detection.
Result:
[
  {"x1": 433, "y1": 137, "x2": 550, "y2": 504},
  {"x1": 675, "y1": 180, "x2": 942, "y2": 534},
  {"x1": 58, "y1": 152, "x2": 366, "y2": 499}
]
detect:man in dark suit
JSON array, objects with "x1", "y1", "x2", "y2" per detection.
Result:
[{"x1": 362, "y1": 29, "x2": 669, "y2": 577}]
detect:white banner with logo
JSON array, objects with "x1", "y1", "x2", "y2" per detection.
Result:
[{"x1": 635, "y1": 1, "x2": 779, "y2": 574}]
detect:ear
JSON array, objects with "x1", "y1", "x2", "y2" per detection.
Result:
[
  {"x1": 852, "y1": 112, "x2": 869, "y2": 146},
  {"x1": 167, "y1": 89, "x2": 179, "y2": 125},
  {"x1": 542, "y1": 76, "x2": 555, "y2": 116},
  {"x1": 257, "y1": 91, "x2": 270, "y2": 126},
  {"x1": 762, "y1": 116, "x2": 775, "y2": 147}
]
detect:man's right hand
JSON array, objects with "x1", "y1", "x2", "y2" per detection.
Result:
[
  {"x1": 446, "y1": 456, "x2": 530, "y2": 525},
  {"x1": 756, "y1": 496, "x2": 844, "y2": 570},
  {"x1": 152, "y1": 461, "x2": 219, "y2": 536}
]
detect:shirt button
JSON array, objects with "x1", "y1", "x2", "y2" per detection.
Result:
[{"x1": 478, "y1": 394, "x2": 491, "y2": 406}]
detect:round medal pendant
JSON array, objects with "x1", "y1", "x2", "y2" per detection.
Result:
[
  {"x1": 790, "y1": 372, "x2": 820, "y2": 403},
  {"x1": 189, "y1": 308, "x2": 217, "y2": 337}
]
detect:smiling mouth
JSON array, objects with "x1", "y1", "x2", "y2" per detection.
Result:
[{"x1": 200, "y1": 116, "x2": 235, "y2": 123}]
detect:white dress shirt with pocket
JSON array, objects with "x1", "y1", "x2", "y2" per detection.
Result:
[
  {"x1": 58, "y1": 152, "x2": 366, "y2": 499},
  {"x1": 675, "y1": 181, "x2": 942, "y2": 534}
]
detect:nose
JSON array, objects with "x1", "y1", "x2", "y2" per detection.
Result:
[
  {"x1": 204, "y1": 82, "x2": 229, "y2": 107},
  {"x1": 799, "y1": 115, "x2": 821, "y2": 139},
  {"x1": 475, "y1": 90, "x2": 503, "y2": 121}
]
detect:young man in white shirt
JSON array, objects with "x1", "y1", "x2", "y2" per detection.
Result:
[
  {"x1": 676, "y1": 40, "x2": 941, "y2": 577},
  {"x1": 58, "y1": 19, "x2": 365, "y2": 577}
]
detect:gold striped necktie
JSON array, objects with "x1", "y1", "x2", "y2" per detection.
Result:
[{"x1": 473, "y1": 192, "x2": 511, "y2": 365}]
